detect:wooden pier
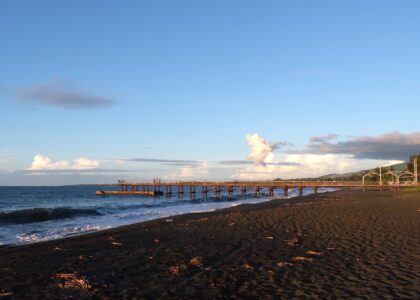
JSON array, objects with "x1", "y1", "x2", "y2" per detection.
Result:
[
  {"x1": 96, "y1": 180, "x2": 413, "y2": 197},
  {"x1": 96, "y1": 190, "x2": 163, "y2": 196}
]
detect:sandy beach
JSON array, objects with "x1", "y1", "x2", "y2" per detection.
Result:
[{"x1": 0, "y1": 191, "x2": 419, "y2": 299}]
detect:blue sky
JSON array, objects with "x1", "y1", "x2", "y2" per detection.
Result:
[{"x1": 1, "y1": 1, "x2": 419, "y2": 184}]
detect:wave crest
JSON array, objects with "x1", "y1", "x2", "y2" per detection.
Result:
[{"x1": 0, "y1": 208, "x2": 101, "y2": 225}]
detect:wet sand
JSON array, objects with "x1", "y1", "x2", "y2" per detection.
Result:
[{"x1": 0, "y1": 191, "x2": 419, "y2": 299}]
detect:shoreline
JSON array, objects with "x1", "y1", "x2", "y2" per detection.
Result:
[
  {"x1": 0, "y1": 189, "x2": 335, "y2": 248},
  {"x1": 1, "y1": 190, "x2": 418, "y2": 298}
]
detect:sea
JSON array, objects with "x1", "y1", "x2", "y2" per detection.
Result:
[{"x1": 0, "y1": 185, "x2": 333, "y2": 246}]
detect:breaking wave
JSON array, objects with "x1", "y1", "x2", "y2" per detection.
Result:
[{"x1": 0, "y1": 208, "x2": 101, "y2": 225}]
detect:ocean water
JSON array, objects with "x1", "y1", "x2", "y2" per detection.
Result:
[{"x1": 0, "y1": 185, "x2": 332, "y2": 246}]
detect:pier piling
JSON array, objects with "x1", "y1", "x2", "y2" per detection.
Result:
[{"x1": 298, "y1": 187, "x2": 303, "y2": 197}]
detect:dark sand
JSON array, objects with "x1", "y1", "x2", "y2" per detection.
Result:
[{"x1": 1, "y1": 191, "x2": 419, "y2": 299}]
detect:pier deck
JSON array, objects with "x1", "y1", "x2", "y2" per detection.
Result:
[
  {"x1": 96, "y1": 190, "x2": 163, "y2": 196},
  {"x1": 96, "y1": 180, "x2": 415, "y2": 197}
]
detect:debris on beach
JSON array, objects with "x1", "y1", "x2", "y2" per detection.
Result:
[
  {"x1": 154, "y1": 238, "x2": 160, "y2": 243},
  {"x1": 0, "y1": 290, "x2": 13, "y2": 297},
  {"x1": 169, "y1": 263, "x2": 189, "y2": 274},
  {"x1": 107, "y1": 236, "x2": 122, "y2": 246},
  {"x1": 291, "y1": 256, "x2": 313, "y2": 262},
  {"x1": 53, "y1": 246, "x2": 68, "y2": 251},
  {"x1": 190, "y1": 256, "x2": 203, "y2": 267},
  {"x1": 228, "y1": 222, "x2": 235, "y2": 226},
  {"x1": 242, "y1": 263, "x2": 254, "y2": 272},
  {"x1": 276, "y1": 261, "x2": 293, "y2": 268},
  {"x1": 165, "y1": 218, "x2": 174, "y2": 222},
  {"x1": 286, "y1": 237, "x2": 298, "y2": 246},
  {"x1": 265, "y1": 236, "x2": 274, "y2": 240},
  {"x1": 306, "y1": 250, "x2": 321, "y2": 256},
  {"x1": 168, "y1": 265, "x2": 180, "y2": 275},
  {"x1": 53, "y1": 273, "x2": 91, "y2": 290}
]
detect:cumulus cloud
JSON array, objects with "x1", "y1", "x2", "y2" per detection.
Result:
[
  {"x1": 164, "y1": 162, "x2": 209, "y2": 180},
  {"x1": 302, "y1": 131, "x2": 420, "y2": 160},
  {"x1": 17, "y1": 82, "x2": 115, "y2": 110},
  {"x1": 232, "y1": 134, "x2": 301, "y2": 179},
  {"x1": 28, "y1": 155, "x2": 99, "y2": 171},
  {"x1": 281, "y1": 154, "x2": 359, "y2": 177},
  {"x1": 246, "y1": 134, "x2": 277, "y2": 164},
  {"x1": 180, "y1": 163, "x2": 209, "y2": 179}
]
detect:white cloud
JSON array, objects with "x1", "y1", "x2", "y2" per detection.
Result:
[
  {"x1": 164, "y1": 162, "x2": 209, "y2": 180},
  {"x1": 23, "y1": 131, "x2": 412, "y2": 182},
  {"x1": 72, "y1": 158, "x2": 99, "y2": 170},
  {"x1": 234, "y1": 134, "x2": 403, "y2": 180},
  {"x1": 28, "y1": 155, "x2": 98, "y2": 171},
  {"x1": 246, "y1": 133, "x2": 276, "y2": 164}
]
